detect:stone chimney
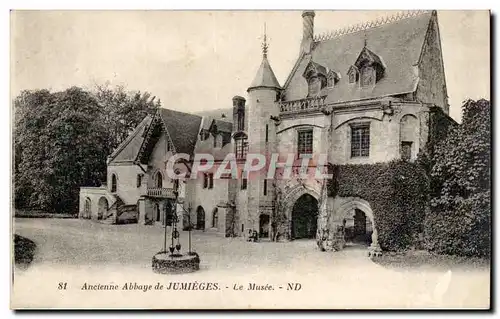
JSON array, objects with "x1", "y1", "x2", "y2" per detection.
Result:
[
  {"x1": 232, "y1": 96, "x2": 246, "y2": 132},
  {"x1": 301, "y1": 10, "x2": 315, "y2": 54}
]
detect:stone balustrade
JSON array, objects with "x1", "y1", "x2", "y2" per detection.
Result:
[
  {"x1": 147, "y1": 187, "x2": 176, "y2": 199},
  {"x1": 277, "y1": 96, "x2": 327, "y2": 115}
]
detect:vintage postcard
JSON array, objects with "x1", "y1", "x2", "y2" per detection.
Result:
[{"x1": 11, "y1": 10, "x2": 491, "y2": 309}]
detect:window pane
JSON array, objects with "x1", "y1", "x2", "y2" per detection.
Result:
[
  {"x1": 351, "y1": 125, "x2": 370, "y2": 157},
  {"x1": 361, "y1": 67, "x2": 375, "y2": 87},
  {"x1": 401, "y1": 142, "x2": 412, "y2": 160},
  {"x1": 298, "y1": 130, "x2": 313, "y2": 156}
]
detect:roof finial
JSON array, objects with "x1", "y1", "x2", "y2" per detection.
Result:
[
  {"x1": 363, "y1": 30, "x2": 368, "y2": 47},
  {"x1": 262, "y1": 22, "x2": 269, "y2": 58}
]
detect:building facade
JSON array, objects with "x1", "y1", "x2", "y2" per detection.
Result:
[{"x1": 79, "y1": 10, "x2": 452, "y2": 252}]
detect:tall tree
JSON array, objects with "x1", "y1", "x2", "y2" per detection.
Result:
[
  {"x1": 425, "y1": 99, "x2": 491, "y2": 257},
  {"x1": 14, "y1": 84, "x2": 161, "y2": 214},
  {"x1": 94, "y1": 83, "x2": 160, "y2": 152},
  {"x1": 15, "y1": 87, "x2": 109, "y2": 213}
]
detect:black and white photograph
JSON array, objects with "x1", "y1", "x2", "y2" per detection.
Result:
[{"x1": 10, "y1": 9, "x2": 491, "y2": 309}]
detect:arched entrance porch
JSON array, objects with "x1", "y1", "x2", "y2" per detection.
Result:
[
  {"x1": 97, "y1": 197, "x2": 108, "y2": 220},
  {"x1": 335, "y1": 197, "x2": 380, "y2": 255}
]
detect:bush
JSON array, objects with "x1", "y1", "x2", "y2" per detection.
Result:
[{"x1": 331, "y1": 160, "x2": 428, "y2": 251}]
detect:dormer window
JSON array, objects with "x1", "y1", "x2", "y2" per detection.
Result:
[
  {"x1": 303, "y1": 61, "x2": 328, "y2": 97},
  {"x1": 353, "y1": 47, "x2": 386, "y2": 87},
  {"x1": 347, "y1": 66, "x2": 359, "y2": 84},
  {"x1": 327, "y1": 70, "x2": 340, "y2": 88}
]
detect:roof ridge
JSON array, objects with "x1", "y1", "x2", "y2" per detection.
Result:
[
  {"x1": 313, "y1": 10, "x2": 432, "y2": 42},
  {"x1": 160, "y1": 107, "x2": 202, "y2": 119}
]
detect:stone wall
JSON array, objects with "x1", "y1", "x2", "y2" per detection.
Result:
[
  {"x1": 330, "y1": 102, "x2": 429, "y2": 164},
  {"x1": 78, "y1": 187, "x2": 117, "y2": 220},
  {"x1": 185, "y1": 169, "x2": 230, "y2": 235},
  {"x1": 107, "y1": 164, "x2": 146, "y2": 205}
]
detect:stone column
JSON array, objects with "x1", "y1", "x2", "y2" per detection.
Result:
[{"x1": 368, "y1": 228, "x2": 382, "y2": 257}]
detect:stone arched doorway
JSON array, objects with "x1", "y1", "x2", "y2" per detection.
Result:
[
  {"x1": 291, "y1": 194, "x2": 318, "y2": 239},
  {"x1": 259, "y1": 214, "x2": 270, "y2": 238},
  {"x1": 335, "y1": 197, "x2": 379, "y2": 253},
  {"x1": 97, "y1": 197, "x2": 108, "y2": 220},
  {"x1": 196, "y1": 206, "x2": 205, "y2": 230}
]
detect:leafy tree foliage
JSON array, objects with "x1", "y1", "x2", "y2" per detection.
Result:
[
  {"x1": 14, "y1": 85, "x2": 159, "y2": 214},
  {"x1": 424, "y1": 99, "x2": 491, "y2": 257},
  {"x1": 94, "y1": 83, "x2": 160, "y2": 152}
]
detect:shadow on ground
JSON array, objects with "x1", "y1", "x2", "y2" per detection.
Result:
[
  {"x1": 14, "y1": 234, "x2": 36, "y2": 270},
  {"x1": 372, "y1": 250, "x2": 490, "y2": 272}
]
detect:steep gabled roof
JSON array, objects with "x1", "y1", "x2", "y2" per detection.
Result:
[
  {"x1": 108, "y1": 115, "x2": 153, "y2": 165},
  {"x1": 283, "y1": 11, "x2": 434, "y2": 103},
  {"x1": 158, "y1": 108, "x2": 202, "y2": 155}
]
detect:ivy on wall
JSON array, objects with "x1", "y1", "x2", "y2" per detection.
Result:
[{"x1": 330, "y1": 160, "x2": 429, "y2": 251}]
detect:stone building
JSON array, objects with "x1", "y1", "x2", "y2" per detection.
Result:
[{"x1": 79, "y1": 10, "x2": 453, "y2": 253}]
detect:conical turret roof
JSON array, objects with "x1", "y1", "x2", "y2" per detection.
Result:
[{"x1": 248, "y1": 56, "x2": 281, "y2": 92}]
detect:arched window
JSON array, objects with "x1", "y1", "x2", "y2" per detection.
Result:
[
  {"x1": 212, "y1": 207, "x2": 218, "y2": 228},
  {"x1": 155, "y1": 171, "x2": 163, "y2": 188},
  {"x1": 111, "y1": 174, "x2": 117, "y2": 193}
]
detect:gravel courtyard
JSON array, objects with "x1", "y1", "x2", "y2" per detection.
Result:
[{"x1": 12, "y1": 218, "x2": 490, "y2": 309}]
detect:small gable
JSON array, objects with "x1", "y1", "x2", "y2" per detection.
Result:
[
  {"x1": 327, "y1": 70, "x2": 341, "y2": 88},
  {"x1": 302, "y1": 61, "x2": 329, "y2": 97},
  {"x1": 347, "y1": 65, "x2": 359, "y2": 84},
  {"x1": 353, "y1": 47, "x2": 386, "y2": 86}
]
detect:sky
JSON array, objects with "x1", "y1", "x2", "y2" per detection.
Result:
[{"x1": 11, "y1": 10, "x2": 490, "y2": 122}]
